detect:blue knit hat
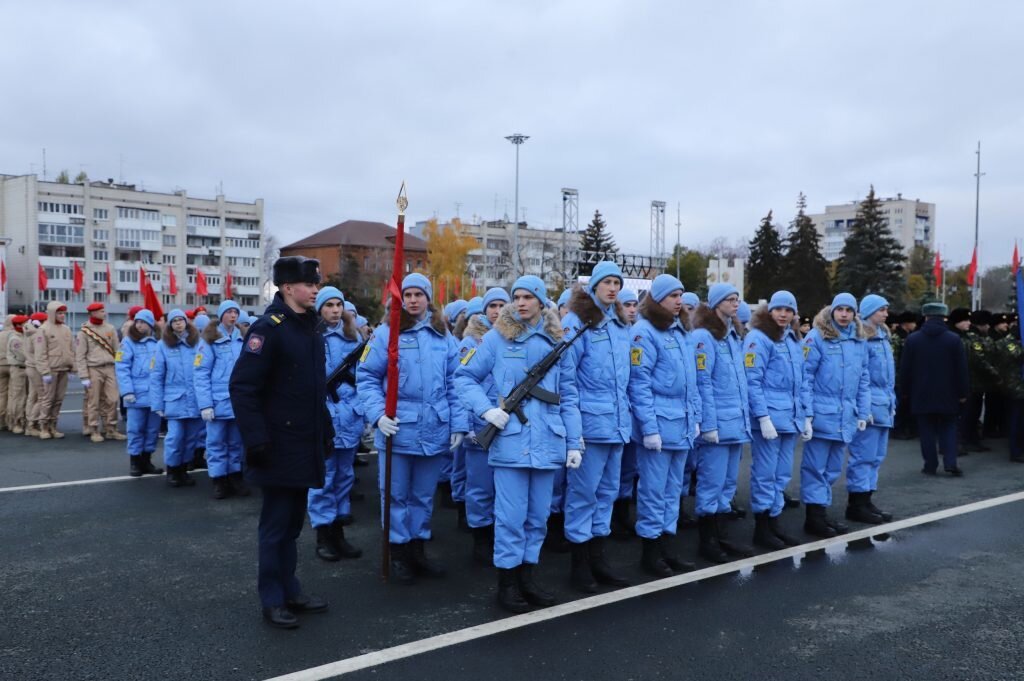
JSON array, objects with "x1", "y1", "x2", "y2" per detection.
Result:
[
  {"x1": 315, "y1": 286, "x2": 345, "y2": 313},
  {"x1": 649, "y1": 274, "x2": 684, "y2": 303},
  {"x1": 166, "y1": 308, "x2": 187, "y2": 324},
  {"x1": 708, "y1": 283, "x2": 739, "y2": 309},
  {"x1": 737, "y1": 301, "x2": 752, "y2": 324},
  {"x1": 402, "y1": 273, "x2": 432, "y2": 301},
  {"x1": 859, "y1": 294, "x2": 889, "y2": 320},
  {"x1": 831, "y1": 292, "x2": 858, "y2": 311},
  {"x1": 135, "y1": 309, "x2": 156, "y2": 328},
  {"x1": 193, "y1": 314, "x2": 210, "y2": 331},
  {"x1": 619, "y1": 288, "x2": 638, "y2": 305},
  {"x1": 466, "y1": 296, "x2": 484, "y2": 317},
  {"x1": 512, "y1": 275, "x2": 548, "y2": 305},
  {"x1": 768, "y1": 290, "x2": 798, "y2": 313},
  {"x1": 444, "y1": 299, "x2": 468, "y2": 323},
  {"x1": 238, "y1": 310, "x2": 250, "y2": 325},
  {"x1": 344, "y1": 301, "x2": 356, "y2": 314},
  {"x1": 483, "y1": 287, "x2": 510, "y2": 310},
  {"x1": 557, "y1": 289, "x2": 572, "y2": 308},
  {"x1": 589, "y1": 261, "x2": 623, "y2": 291},
  {"x1": 356, "y1": 314, "x2": 367, "y2": 327},
  {"x1": 681, "y1": 292, "x2": 700, "y2": 308},
  {"x1": 217, "y1": 300, "x2": 241, "y2": 320}
]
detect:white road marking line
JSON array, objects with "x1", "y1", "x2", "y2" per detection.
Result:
[
  {"x1": 265, "y1": 489, "x2": 1024, "y2": 681},
  {"x1": 59, "y1": 409, "x2": 83, "y2": 414},
  {"x1": 0, "y1": 469, "x2": 209, "y2": 493}
]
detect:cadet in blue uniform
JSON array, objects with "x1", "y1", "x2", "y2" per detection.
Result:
[
  {"x1": 557, "y1": 289, "x2": 572, "y2": 319},
  {"x1": 195, "y1": 300, "x2": 247, "y2": 499},
  {"x1": 612, "y1": 287, "x2": 640, "y2": 539},
  {"x1": 457, "y1": 287, "x2": 509, "y2": 564},
  {"x1": 455, "y1": 276, "x2": 581, "y2": 612},
  {"x1": 357, "y1": 273, "x2": 468, "y2": 584},
  {"x1": 743, "y1": 292, "x2": 806, "y2": 550},
  {"x1": 691, "y1": 283, "x2": 753, "y2": 563},
  {"x1": 628, "y1": 275, "x2": 700, "y2": 577},
  {"x1": 449, "y1": 295, "x2": 485, "y2": 530},
  {"x1": 307, "y1": 286, "x2": 363, "y2": 562},
  {"x1": 116, "y1": 309, "x2": 163, "y2": 477},
  {"x1": 230, "y1": 256, "x2": 332, "y2": 630},
  {"x1": 845, "y1": 294, "x2": 896, "y2": 524},
  {"x1": 800, "y1": 292, "x2": 870, "y2": 537},
  {"x1": 150, "y1": 309, "x2": 202, "y2": 487},
  {"x1": 681, "y1": 292, "x2": 699, "y2": 316},
  {"x1": 561, "y1": 261, "x2": 632, "y2": 592}
]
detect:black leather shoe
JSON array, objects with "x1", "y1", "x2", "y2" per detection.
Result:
[
  {"x1": 921, "y1": 467, "x2": 937, "y2": 476},
  {"x1": 262, "y1": 606, "x2": 299, "y2": 629},
  {"x1": 410, "y1": 539, "x2": 445, "y2": 577},
  {"x1": 286, "y1": 594, "x2": 329, "y2": 613},
  {"x1": 945, "y1": 467, "x2": 965, "y2": 477},
  {"x1": 229, "y1": 471, "x2": 251, "y2": 497},
  {"x1": 315, "y1": 526, "x2": 341, "y2": 562},
  {"x1": 517, "y1": 563, "x2": 556, "y2": 607},
  {"x1": 588, "y1": 537, "x2": 630, "y2": 587},
  {"x1": 388, "y1": 543, "x2": 415, "y2": 585}
]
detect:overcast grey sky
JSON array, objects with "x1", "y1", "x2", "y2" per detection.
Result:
[{"x1": 2, "y1": 0, "x2": 1020, "y2": 267}]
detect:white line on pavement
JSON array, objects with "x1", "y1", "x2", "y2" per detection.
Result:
[
  {"x1": 264, "y1": 489, "x2": 1024, "y2": 681},
  {"x1": 0, "y1": 469, "x2": 209, "y2": 493}
]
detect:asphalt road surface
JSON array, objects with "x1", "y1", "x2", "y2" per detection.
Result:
[{"x1": 1, "y1": 391, "x2": 1022, "y2": 680}]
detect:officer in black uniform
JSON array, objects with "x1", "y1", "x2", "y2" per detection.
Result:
[{"x1": 230, "y1": 256, "x2": 332, "y2": 629}]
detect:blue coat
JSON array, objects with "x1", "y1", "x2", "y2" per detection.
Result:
[
  {"x1": 865, "y1": 323, "x2": 897, "y2": 428},
  {"x1": 690, "y1": 306, "x2": 751, "y2": 444},
  {"x1": 229, "y1": 294, "x2": 331, "y2": 489},
  {"x1": 456, "y1": 315, "x2": 497, "y2": 437},
  {"x1": 454, "y1": 307, "x2": 582, "y2": 468},
  {"x1": 627, "y1": 304, "x2": 701, "y2": 450},
  {"x1": 115, "y1": 333, "x2": 158, "y2": 408},
  {"x1": 323, "y1": 317, "x2": 365, "y2": 449},
  {"x1": 801, "y1": 307, "x2": 871, "y2": 443},
  {"x1": 356, "y1": 308, "x2": 468, "y2": 456},
  {"x1": 899, "y1": 317, "x2": 969, "y2": 416},
  {"x1": 744, "y1": 310, "x2": 806, "y2": 434},
  {"x1": 194, "y1": 323, "x2": 243, "y2": 419},
  {"x1": 561, "y1": 288, "x2": 632, "y2": 444},
  {"x1": 150, "y1": 330, "x2": 200, "y2": 419}
]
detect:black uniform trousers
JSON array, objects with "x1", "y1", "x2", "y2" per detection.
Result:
[
  {"x1": 917, "y1": 414, "x2": 959, "y2": 473},
  {"x1": 1007, "y1": 400, "x2": 1024, "y2": 459},
  {"x1": 258, "y1": 485, "x2": 307, "y2": 608}
]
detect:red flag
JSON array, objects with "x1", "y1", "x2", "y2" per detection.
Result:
[
  {"x1": 1013, "y1": 243, "x2": 1020, "y2": 277},
  {"x1": 454, "y1": 275, "x2": 461, "y2": 298},
  {"x1": 385, "y1": 203, "x2": 406, "y2": 420},
  {"x1": 138, "y1": 265, "x2": 150, "y2": 294},
  {"x1": 0, "y1": 258, "x2": 6, "y2": 291},
  {"x1": 38, "y1": 263, "x2": 48, "y2": 291},
  {"x1": 105, "y1": 263, "x2": 112, "y2": 296},
  {"x1": 967, "y1": 247, "x2": 978, "y2": 287},
  {"x1": 437, "y1": 277, "x2": 446, "y2": 305},
  {"x1": 195, "y1": 269, "x2": 208, "y2": 296},
  {"x1": 72, "y1": 261, "x2": 84, "y2": 294},
  {"x1": 224, "y1": 271, "x2": 233, "y2": 299},
  {"x1": 933, "y1": 251, "x2": 942, "y2": 288},
  {"x1": 471, "y1": 275, "x2": 477, "y2": 297},
  {"x1": 168, "y1": 266, "x2": 178, "y2": 295},
  {"x1": 142, "y1": 279, "x2": 164, "y2": 321}
]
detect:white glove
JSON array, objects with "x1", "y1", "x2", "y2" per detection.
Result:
[
  {"x1": 123, "y1": 393, "x2": 136, "y2": 404},
  {"x1": 450, "y1": 432, "x2": 464, "y2": 451},
  {"x1": 154, "y1": 410, "x2": 164, "y2": 418},
  {"x1": 468, "y1": 430, "x2": 478, "y2": 445},
  {"x1": 857, "y1": 419, "x2": 868, "y2": 432},
  {"x1": 81, "y1": 379, "x2": 92, "y2": 389},
  {"x1": 579, "y1": 436, "x2": 586, "y2": 453},
  {"x1": 201, "y1": 408, "x2": 215, "y2": 422},
  {"x1": 702, "y1": 429, "x2": 719, "y2": 444},
  {"x1": 868, "y1": 414, "x2": 875, "y2": 425},
  {"x1": 758, "y1": 416, "x2": 779, "y2": 441},
  {"x1": 643, "y1": 433, "x2": 663, "y2": 451},
  {"x1": 801, "y1": 417, "x2": 813, "y2": 442},
  {"x1": 566, "y1": 449, "x2": 582, "y2": 469},
  {"x1": 42, "y1": 374, "x2": 53, "y2": 385},
  {"x1": 482, "y1": 408, "x2": 509, "y2": 430},
  {"x1": 378, "y1": 414, "x2": 400, "y2": 436},
  {"x1": 694, "y1": 424, "x2": 701, "y2": 438}
]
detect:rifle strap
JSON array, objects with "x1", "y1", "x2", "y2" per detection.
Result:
[
  {"x1": 528, "y1": 385, "x2": 560, "y2": 405},
  {"x1": 82, "y1": 325, "x2": 116, "y2": 358}
]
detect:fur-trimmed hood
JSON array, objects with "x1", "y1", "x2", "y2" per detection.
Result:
[
  {"x1": 861, "y1": 318, "x2": 890, "y2": 341},
  {"x1": 462, "y1": 314, "x2": 492, "y2": 341},
  {"x1": 812, "y1": 305, "x2": 870, "y2": 341},
  {"x1": 494, "y1": 305, "x2": 563, "y2": 343},
  {"x1": 399, "y1": 302, "x2": 448, "y2": 336},
  {"x1": 163, "y1": 321, "x2": 199, "y2": 348},
  {"x1": 202, "y1": 321, "x2": 224, "y2": 343},
  {"x1": 568, "y1": 285, "x2": 629, "y2": 328},
  {"x1": 639, "y1": 294, "x2": 689, "y2": 332},
  {"x1": 692, "y1": 304, "x2": 744, "y2": 340},
  {"x1": 128, "y1": 322, "x2": 155, "y2": 343},
  {"x1": 749, "y1": 305, "x2": 802, "y2": 342}
]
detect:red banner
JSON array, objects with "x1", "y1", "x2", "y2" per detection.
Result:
[
  {"x1": 967, "y1": 247, "x2": 978, "y2": 287},
  {"x1": 932, "y1": 251, "x2": 942, "y2": 289},
  {"x1": 106, "y1": 263, "x2": 112, "y2": 296},
  {"x1": 38, "y1": 263, "x2": 48, "y2": 292},
  {"x1": 224, "y1": 271, "x2": 233, "y2": 300},
  {"x1": 139, "y1": 265, "x2": 149, "y2": 294},
  {"x1": 0, "y1": 258, "x2": 6, "y2": 291},
  {"x1": 169, "y1": 266, "x2": 178, "y2": 295},
  {"x1": 1013, "y1": 243, "x2": 1020, "y2": 277},
  {"x1": 196, "y1": 269, "x2": 208, "y2": 296},
  {"x1": 72, "y1": 261, "x2": 84, "y2": 294},
  {"x1": 143, "y1": 280, "x2": 164, "y2": 321}
]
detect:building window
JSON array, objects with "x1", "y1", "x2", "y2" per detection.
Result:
[
  {"x1": 118, "y1": 292, "x2": 133, "y2": 303},
  {"x1": 117, "y1": 206, "x2": 160, "y2": 221},
  {"x1": 38, "y1": 223, "x2": 85, "y2": 245},
  {"x1": 162, "y1": 214, "x2": 177, "y2": 227},
  {"x1": 187, "y1": 215, "x2": 220, "y2": 228},
  {"x1": 161, "y1": 254, "x2": 176, "y2": 264},
  {"x1": 38, "y1": 201, "x2": 83, "y2": 215},
  {"x1": 163, "y1": 234, "x2": 176, "y2": 246},
  {"x1": 93, "y1": 228, "x2": 110, "y2": 241},
  {"x1": 93, "y1": 250, "x2": 108, "y2": 261},
  {"x1": 93, "y1": 208, "x2": 109, "y2": 220}
]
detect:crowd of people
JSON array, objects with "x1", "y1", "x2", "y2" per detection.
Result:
[{"x1": 1, "y1": 255, "x2": 1020, "y2": 629}]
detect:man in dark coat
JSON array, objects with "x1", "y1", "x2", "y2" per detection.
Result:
[
  {"x1": 900, "y1": 302, "x2": 969, "y2": 476},
  {"x1": 230, "y1": 256, "x2": 332, "y2": 629}
]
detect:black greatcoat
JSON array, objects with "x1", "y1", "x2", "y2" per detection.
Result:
[{"x1": 230, "y1": 293, "x2": 330, "y2": 489}]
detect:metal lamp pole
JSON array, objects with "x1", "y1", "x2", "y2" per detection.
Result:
[{"x1": 505, "y1": 133, "x2": 529, "y2": 279}]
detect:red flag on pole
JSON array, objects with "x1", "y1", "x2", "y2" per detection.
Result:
[
  {"x1": 224, "y1": 271, "x2": 233, "y2": 299},
  {"x1": 454, "y1": 275, "x2": 461, "y2": 298},
  {"x1": 0, "y1": 258, "x2": 6, "y2": 291},
  {"x1": 967, "y1": 247, "x2": 978, "y2": 287},
  {"x1": 142, "y1": 279, "x2": 164, "y2": 321},
  {"x1": 471, "y1": 275, "x2": 477, "y2": 298},
  {"x1": 38, "y1": 263, "x2": 48, "y2": 291},
  {"x1": 1013, "y1": 243, "x2": 1020, "y2": 277},
  {"x1": 437, "y1": 277, "x2": 446, "y2": 305},
  {"x1": 196, "y1": 269, "x2": 208, "y2": 296},
  {"x1": 106, "y1": 264, "x2": 112, "y2": 296},
  {"x1": 932, "y1": 251, "x2": 942, "y2": 289},
  {"x1": 139, "y1": 265, "x2": 150, "y2": 294},
  {"x1": 72, "y1": 261, "x2": 84, "y2": 294},
  {"x1": 168, "y1": 266, "x2": 178, "y2": 295}
]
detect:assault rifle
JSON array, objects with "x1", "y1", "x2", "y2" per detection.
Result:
[
  {"x1": 476, "y1": 321, "x2": 593, "y2": 450},
  {"x1": 326, "y1": 339, "x2": 368, "y2": 403}
]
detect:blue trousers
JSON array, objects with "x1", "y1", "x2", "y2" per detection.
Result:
[
  {"x1": 618, "y1": 441, "x2": 638, "y2": 500},
  {"x1": 847, "y1": 425, "x2": 889, "y2": 492},
  {"x1": 917, "y1": 414, "x2": 959, "y2": 472},
  {"x1": 720, "y1": 441, "x2": 745, "y2": 510},
  {"x1": 163, "y1": 417, "x2": 205, "y2": 467},
  {"x1": 438, "y1": 450, "x2": 453, "y2": 483},
  {"x1": 565, "y1": 442, "x2": 623, "y2": 543},
  {"x1": 694, "y1": 443, "x2": 741, "y2": 516},
  {"x1": 493, "y1": 467, "x2": 555, "y2": 569},
  {"x1": 379, "y1": 452, "x2": 442, "y2": 544},
  {"x1": 635, "y1": 445, "x2": 688, "y2": 539},
  {"x1": 550, "y1": 466, "x2": 567, "y2": 513},
  {"x1": 206, "y1": 418, "x2": 243, "y2": 478},
  {"x1": 684, "y1": 451, "x2": 697, "y2": 495},
  {"x1": 308, "y1": 447, "x2": 356, "y2": 528},
  {"x1": 126, "y1": 407, "x2": 160, "y2": 456},
  {"x1": 800, "y1": 437, "x2": 846, "y2": 506},
  {"x1": 257, "y1": 485, "x2": 306, "y2": 608},
  {"x1": 451, "y1": 443, "x2": 467, "y2": 503},
  {"x1": 464, "y1": 443, "x2": 495, "y2": 528},
  {"x1": 750, "y1": 431, "x2": 797, "y2": 516}
]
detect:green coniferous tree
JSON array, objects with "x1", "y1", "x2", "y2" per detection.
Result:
[
  {"x1": 578, "y1": 210, "x2": 618, "y2": 276},
  {"x1": 835, "y1": 186, "x2": 907, "y2": 300},
  {"x1": 746, "y1": 210, "x2": 784, "y2": 302},
  {"x1": 780, "y1": 193, "x2": 832, "y2": 314}
]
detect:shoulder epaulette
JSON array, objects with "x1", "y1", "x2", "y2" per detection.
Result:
[{"x1": 270, "y1": 314, "x2": 283, "y2": 325}]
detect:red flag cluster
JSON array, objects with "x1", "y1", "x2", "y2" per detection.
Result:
[
  {"x1": 224, "y1": 271, "x2": 233, "y2": 300},
  {"x1": 196, "y1": 269, "x2": 208, "y2": 296},
  {"x1": 0, "y1": 258, "x2": 6, "y2": 292},
  {"x1": 72, "y1": 262, "x2": 85, "y2": 294}
]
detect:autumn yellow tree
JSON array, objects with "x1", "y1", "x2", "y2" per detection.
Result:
[{"x1": 422, "y1": 218, "x2": 480, "y2": 304}]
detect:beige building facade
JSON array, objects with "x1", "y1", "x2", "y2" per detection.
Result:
[{"x1": 807, "y1": 194, "x2": 935, "y2": 261}]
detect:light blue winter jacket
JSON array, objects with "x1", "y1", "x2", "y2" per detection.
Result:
[
  {"x1": 194, "y1": 323, "x2": 244, "y2": 419},
  {"x1": 864, "y1": 321, "x2": 897, "y2": 428},
  {"x1": 323, "y1": 317, "x2": 365, "y2": 449},
  {"x1": 744, "y1": 309, "x2": 806, "y2": 434},
  {"x1": 690, "y1": 305, "x2": 751, "y2": 444},
  {"x1": 456, "y1": 315, "x2": 496, "y2": 440},
  {"x1": 115, "y1": 332, "x2": 158, "y2": 408},
  {"x1": 150, "y1": 329, "x2": 200, "y2": 419},
  {"x1": 454, "y1": 306, "x2": 581, "y2": 468}
]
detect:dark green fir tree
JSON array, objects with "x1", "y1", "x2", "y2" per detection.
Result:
[
  {"x1": 835, "y1": 185, "x2": 907, "y2": 300},
  {"x1": 578, "y1": 210, "x2": 618, "y2": 276},
  {"x1": 746, "y1": 210, "x2": 784, "y2": 302},
  {"x1": 780, "y1": 193, "x2": 832, "y2": 314}
]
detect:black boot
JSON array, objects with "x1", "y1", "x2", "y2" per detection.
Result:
[
  {"x1": 569, "y1": 541, "x2": 598, "y2": 593},
  {"x1": 166, "y1": 465, "x2": 182, "y2": 488},
  {"x1": 783, "y1": 492, "x2": 800, "y2": 509},
  {"x1": 676, "y1": 504, "x2": 697, "y2": 530},
  {"x1": 660, "y1": 534, "x2": 696, "y2": 573},
  {"x1": 139, "y1": 452, "x2": 163, "y2": 475},
  {"x1": 518, "y1": 563, "x2": 556, "y2": 607},
  {"x1": 753, "y1": 511, "x2": 787, "y2": 550},
  {"x1": 641, "y1": 537, "x2": 673, "y2": 578},
  {"x1": 331, "y1": 520, "x2": 363, "y2": 559},
  {"x1": 769, "y1": 513, "x2": 801, "y2": 547},
  {"x1": 178, "y1": 465, "x2": 196, "y2": 487},
  {"x1": 845, "y1": 492, "x2": 884, "y2": 524},
  {"x1": 804, "y1": 504, "x2": 836, "y2": 538},
  {"x1": 588, "y1": 536, "x2": 630, "y2": 587},
  {"x1": 456, "y1": 502, "x2": 470, "y2": 532},
  {"x1": 727, "y1": 500, "x2": 747, "y2": 520},
  {"x1": 315, "y1": 526, "x2": 341, "y2": 562},
  {"x1": 437, "y1": 481, "x2": 456, "y2": 509},
  {"x1": 610, "y1": 499, "x2": 633, "y2": 540},
  {"x1": 229, "y1": 471, "x2": 251, "y2": 497},
  {"x1": 698, "y1": 515, "x2": 729, "y2": 564},
  {"x1": 129, "y1": 456, "x2": 144, "y2": 477},
  {"x1": 865, "y1": 492, "x2": 892, "y2": 522},
  {"x1": 544, "y1": 513, "x2": 570, "y2": 553},
  {"x1": 388, "y1": 543, "x2": 415, "y2": 585},
  {"x1": 497, "y1": 568, "x2": 531, "y2": 613},
  {"x1": 715, "y1": 514, "x2": 754, "y2": 557},
  {"x1": 824, "y1": 510, "x2": 850, "y2": 535},
  {"x1": 409, "y1": 539, "x2": 445, "y2": 578},
  {"x1": 472, "y1": 526, "x2": 493, "y2": 566},
  {"x1": 212, "y1": 476, "x2": 231, "y2": 500}
]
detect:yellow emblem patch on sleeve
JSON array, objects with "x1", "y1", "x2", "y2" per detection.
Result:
[
  {"x1": 744, "y1": 352, "x2": 756, "y2": 368},
  {"x1": 149, "y1": 357, "x2": 156, "y2": 370},
  {"x1": 115, "y1": 350, "x2": 123, "y2": 362},
  {"x1": 630, "y1": 347, "x2": 643, "y2": 366},
  {"x1": 460, "y1": 347, "x2": 477, "y2": 365},
  {"x1": 972, "y1": 342, "x2": 982, "y2": 352},
  {"x1": 193, "y1": 353, "x2": 203, "y2": 367},
  {"x1": 359, "y1": 344, "x2": 372, "y2": 363},
  {"x1": 696, "y1": 353, "x2": 707, "y2": 371},
  {"x1": 803, "y1": 345, "x2": 811, "y2": 359}
]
